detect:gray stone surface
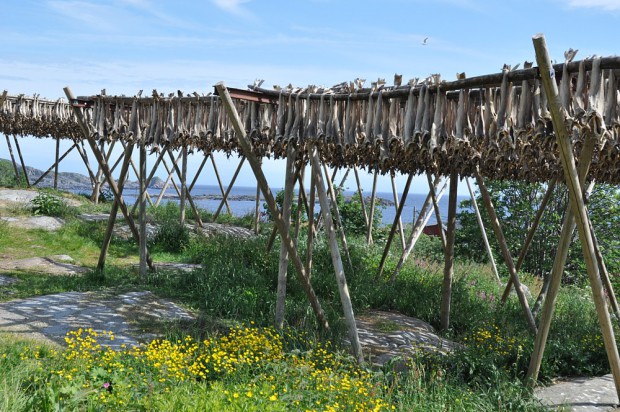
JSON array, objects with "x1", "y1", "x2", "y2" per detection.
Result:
[
  {"x1": 0, "y1": 290, "x2": 195, "y2": 348},
  {"x1": 535, "y1": 374, "x2": 620, "y2": 411},
  {"x1": 0, "y1": 256, "x2": 87, "y2": 276},
  {"x1": 1, "y1": 215, "x2": 65, "y2": 231}
]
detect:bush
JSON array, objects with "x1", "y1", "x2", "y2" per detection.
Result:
[
  {"x1": 153, "y1": 219, "x2": 190, "y2": 253},
  {"x1": 31, "y1": 191, "x2": 72, "y2": 217}
]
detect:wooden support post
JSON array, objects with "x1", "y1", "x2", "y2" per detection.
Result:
[
  {"x1": 208, "y1": 154, "x2": 232, "y2": 215},
  {"x1": 376, "y1": 173, "x2": 414, "y2": 279},
  {"x1": 322, "y1": 162, "x2": 353, "y2": 269},
  {"x1": 4, "y1": 134, "x2": 21, "y2": 185},
  {"x1": 306, "y1": 169, "x2": 317, "y2": 277},
  {"x1": 216, "y1": 82, "x2": 328, "y2": 330},
  {"x1": 390, "y1": 172, "x2": 406, "y2": 250},
  {"x1": 54, "y1": 137, "x2": 60, "y2": 189},
  {"x1": 12, "y1": 136, "x2": 30, "y2": 187},
  {"x1": 391, "y1": 178, "x2": 447, "y2": 282},
  {"x1": 180, "y1": 145, "x2": 188, "y2": 225},
  {"x1": 310, "y1": 145, "x2": 363, "y2": 363},
  {"x1": 74, "y1": 139, "x2": 97, "y2": 186},
  {"x1": 139, "y1": 137, "x2": 148, "y2": 278},
  {"x1": 165, "y1": 149, "x2": 203, "y2": 228},
  {"x1": 155, "y1": 150, "x2": 182, "y2": 206},
  {"x1": 440, "y1": 170, "x2": 459, "y2": 331},
  {"x1": 188, "y1": 153, "x2": 208, "y2": 193},
  {"x1": 528, "y1": 35, "x2": 620, "y2": 393},
  {"x1": 212, "y1": 157, "x2": 246, "y2": 221},
  {"x1": 336, "y1": 167, "x2": 351, "y2": 192},
  {"x1": 293, "y1": 165, "x2": 305, "y2": 246},
  {"x1": 476, "y1": 171, "x2": 538, "y2": 334},
  {"x1": 589, "y1": 219, "x2": 620, "y2": 325},
  {"x1": 131, "y1": 143, "x2": 170, "y2": 215},
  {"x1": 465, "y1": 177, "x2": 500, "y2": 283},
  {"x1": 120, "y1": 141, "x2": 154, "y2": 208},
  {"x1": 353, "y1": 166, "x2": 371, "y2": 237},
  {"x1": 31, "y1": 143, "x2": 77, "y2": 187},
  {"x1": 275, "y1": 145, "x2": 297, "y2": 330},
  {"x1": 97, "y1": 141, "x2": 134, "y2": 271},
  {"x1": 64, "y1": 87, "x2": 155, "y2": 271},
  {"x1": 502, "y1": 178, "x2": 558, "y2": 302},
  {"x1": 254, "y1": 158, "x2": 262, "y2": 235},
  {"x1": 427, "y1": 173, "x2": 447, "y2": 252},
  {"x1": 366, "y1": 169, "x2": 379, "y2": 245}
]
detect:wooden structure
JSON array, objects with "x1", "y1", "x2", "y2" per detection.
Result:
[{"x1": 2, "y1": 35, "x2": 620, "y2": 395}]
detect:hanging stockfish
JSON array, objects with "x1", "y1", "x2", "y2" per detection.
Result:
[{"x1": 587, "y1": 57, "x2": 607, "y2": 142}]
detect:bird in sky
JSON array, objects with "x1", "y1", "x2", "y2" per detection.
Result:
[{"x1": 422, "y1": 37, "x2": 428, "y2": 45}]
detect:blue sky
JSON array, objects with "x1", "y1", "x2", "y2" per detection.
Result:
[{"x1": 1, "y1": 0, "x2": 619, "y2": 194}]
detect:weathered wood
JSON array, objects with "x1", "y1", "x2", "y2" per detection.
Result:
[
  {"x1": 31, "y1": 143, "x2": 77, "y2": 187},
  {"x1": 208, "y1": 154, "x2": 232, "y2": 215},
  {"x1": 465, "y1": 177, "x2": 500, "y2": 283},
  {"x1": 4, "y1": 134, "x2": 21, "y2": 185},
  {"x1": 216, "y1": 82, "x2": 329, "y2": 330},
  {"x1": 139, "y1": 138, "x2": 148, "y2": 277},
  {"x1": 310, "y1": 145, "x2": 363, "y2": 363},
  {"x1": 440, "y1": 171, "x2": 458, "y2": 331},
  {"x1": 12, "y1": 136, "x2": 30, "y2": 187},
  {"x1": 131, "y1": 143, "x2": 171, "y2": 215},
  {"x1": 305, "y1": 170, "x2": 317, "y2": 277},
  {"x1": 353, "y1": 166, "x2": 371, "y2": 238},
  {"x1": 590, "y1": 217, "x2": 620, "y2": 325},
  {"x1": 53, "y1": 137, "x2": 60, "y2": 189},
  {"x1": 391, "y1": 177, "x2": 447, "y2": 282},
  {"x1": 502, "y1": 178, "x2": 558, "y2": 302},
  {"x1": 155, "y1": 149, "x2": 182, "y2": 207},
  {"x1": 366, "y1": 170, "x2": 378, "y2": 245},
  {"x1": 376, "y1": 173, "x2": 414, "y2": 279},
  {"x1": 476, "y1": 170, "x2": 537, "y2": 334},
  {"x1": 254, "y1": 170, "x2": 261, "y2": 235},
  {"x1": 212, "y1": 157, "x2": 246, "y2": 221},
  {"x1": 120, "y1": 141, "x2": 154, "y2": 207},
  {"x1": 64, "y1": 87, "x2": 155, "y2": 271},
  {"x1": 97, "y1": 141, "x2": 134, "y2": 271},
  {"x1": 390, "y1": 172, "x2": 406, "y2": 250},
  {"x1": 427, "y1": 173, "x2": 447, "y2": 251},
  {"x1": 322, "y1": 162, "x2": 353, "y2": 269},
  {"x1": 180, "y1": 145, "x2": 188, "y2": 225},
  {"x1": 165, "y1": 149, "x2": 203, "y2": 228},
  {"x1": 293, "y1": 165, "x2": 305, "y2": 246},
  {"x1": 188, "y1": 154, "x2": 208, "y2": 193},
  {"x1": 528, "y1": 35, "x2": 620, "y2": 393},
  {"x1": 74, "y1": 140, "x2": 97, "y2": 187},
  {"x1": 275, "y1": 145, "x2": 296, "y2": 330}
]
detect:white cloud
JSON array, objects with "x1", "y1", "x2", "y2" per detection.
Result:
[
  {"x1": 211, "y1": 0, "x2": 255, "y2": 20},
  {"x1": 567, "y1": 0, "x2": 620, "y2": 10}
]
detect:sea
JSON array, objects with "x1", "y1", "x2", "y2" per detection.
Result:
[{"x1": 120, "y1": 185, "x2": 470, "y2": 227}]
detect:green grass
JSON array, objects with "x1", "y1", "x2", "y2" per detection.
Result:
[{"x1": 0, "y1": 187, "x2": 610, "y2": 410}]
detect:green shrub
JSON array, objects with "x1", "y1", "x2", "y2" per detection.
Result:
[
  {"x1": 153, "y1": 219, "x2": 190, "y2": 253},
  {"x1": 31, "y1": 190, "x2": 73, "y2": 217}
]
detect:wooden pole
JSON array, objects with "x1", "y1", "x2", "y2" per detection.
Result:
[
  {"x1": 31, "y1": 144, "x2": 77, "y2": 187},
  {"x1": 4, "y1": 135, "x2": 21, "y2": 185},
  {"x1": 306, "y1": 169, "x2": 317, "y2": 277},
  {"x1": 366, "y1": 169, "x2": 379, "y2": 245},
  {"x1": 376, "y1": 173, "x2": 414, "y2": 279},
  {"x1": 208, "y1": 154, "x2": 232, "y2": 215},
  {"x1": 589, "y1": 218, "x2": 620, "y2": 325},
  {"x1": 310, "y1": 145, "x2": 363, "y2": 363},
  {"x1": 293, "y1": 165, "x2": 305, "y2": 246},
  {"x1": 74, "y1": 139, "x2": 97, "y2": 187},
  {"x1": 275, "y1": 145, "x2": 296, "y2": 330},
  {"x1": 120, "y1": 140, "x2": 154, "y2": 207},
  {"x1": 165, "y1": 149, "x2": 203, "y2": 228},
  {"x1": 54, "y1": 137, "x2": 60, "y2": 189},
  {"x1": 188, "y1": 153, "x2": 208, "y2": 193},
  {"x1": 501, "y1": 178, "x2": 558, "y2": 302},
  {"x1": 440, "y1": 170, "x2": 459, "y2": 331},
  {"x1": 64, "y1": 87, "x2": 155, "y2": 271},
  {"x1": 427, "y1": 173, "x2": 448, "y2": 252},
  {"x1": 216, "y1": 82, "x2": 329, "y2": 330},
  {"x1": 353, "y1": 166, "x2": 371, "y2": 238},
  {"x1": 139, "y1": 137, "x2": 148, "y2": 277},
  {"x1": 97, "y1": 141, "x2": 134, "y2": 271},
  {"x1": 180, "y1": 145, "x2": 188, "y2": 225},
  {"x1": 475, "y1": 171, "x2": 537, "y2": 334},
  {"x1": 155, "y1": 150, "x2": 182, "y2": 207},
  {"x1": 465, "y1": 177, "x2": 500, "y2": 283},
  {"x1": 131, "y1": 143, "x2": 171, "y2": 215},
  {"x1": 254, "y1": 159, "x2": 262, "y2": 235},
  {"x1": 12, "y1": 136, "x2": 30, "y2": 187},
  {"x1": 212, "y1": 157, "x2": 246, "y2": 221},
  {"x1": 528, "y1": 35, "x2": 620, "y2": 393},
  {"x1": 391, "y1": 178, "x2": 448, "y2": 282},
  {"x1": 390, "y1": 172, "x2": 407, "y2": 250},
  {"x1": 322, "y1": 162, "x2": 353, "y2": 269}
]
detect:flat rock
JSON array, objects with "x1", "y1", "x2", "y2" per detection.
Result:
[
  {"x1": 77, "y1": 213, "x2": 111, "y2": 222},
  {"x1": 1, "y1": 215, "x2": 65, "y2": 231},
  {"x1": 535, "y1": 374, "x2": 620, "y2": 411},
  {"x1": 0, "y1": 256, "x2": 87, "y2": 276},
  {"x1": 0, "y1": 189, "x2": 82, "y2": 207},
  {"x1": 352, "y1": 310, "x2": 461, "y2": 367},
  {"x1": 192, "y1": 223, "x2": 255, "y2": 239},
  {"x1": 0, "y1": 290, "x2": 195, "y2": 348}
]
